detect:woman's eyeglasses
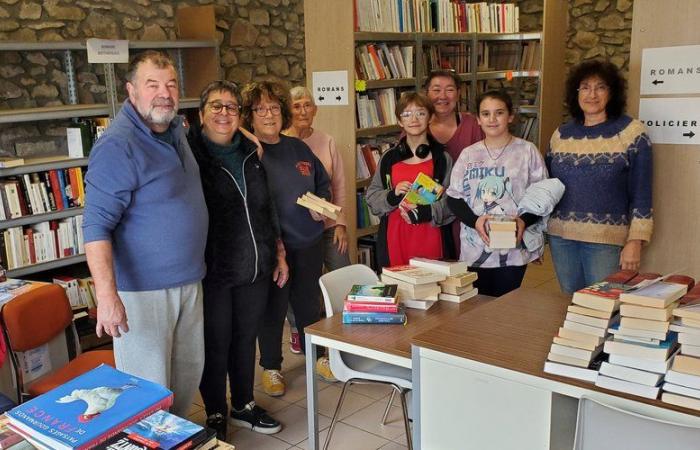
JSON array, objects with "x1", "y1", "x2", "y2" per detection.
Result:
[
  {"x1": 252, "y1": 105, "x2": 282, "y2": 117},
  {"x1": 207, "y1": 102, "x2": 241, "y2": 116}
]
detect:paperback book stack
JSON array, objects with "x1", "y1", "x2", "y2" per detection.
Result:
[
  {"x1": 488, "y1": 216, "x2": 516, "y2": 249},
  {"x1": 596, "y1": 277, "x2": 689, "y2": 399},
  {"x1": 342, "y1": 283, "x2": 406, "y2": 324},
  {"x1": 5, "y1": 364, "x2": 173, "y2": 450},
  {"x1": 544, "y1": 270, "x2": 638, "y2": 382},
  {"x1": 409, "y1": 257, "x2": 478, "y2": 304},
  {"x1": 662, "y1": 283, "x2": 700, "y2": 410},
  {"x1": 381, "y1": 263, "x2": 449, "y2": 310}
]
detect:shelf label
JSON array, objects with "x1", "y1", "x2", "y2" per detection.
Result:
[
  {"x1": 87, "y1": 38, "x2": 129, "y2": 64},
  {"x1": 312, "y1": 70, "x2": 349, "y2": 106},
  {"x1": 638, "y1": 97, "x2": 700, "y2": 145},
  {"x1": 640, "y1": 45, "x2": 700, "y2": 95}
]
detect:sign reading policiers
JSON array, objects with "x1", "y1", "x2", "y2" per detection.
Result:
[
  {"x1": 640, "y1": 44, "x2": 700, "y2": 95},
  {"x1": 638, "y1": 97, "x2": 699, "y2": 145},
  {"x1": 311, "y1": 70, "x2": 349, "y2": 106}
]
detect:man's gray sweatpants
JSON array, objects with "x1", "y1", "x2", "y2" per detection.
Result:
[{"x1": 115, "y1": 282, "x2": 204, "y2": 417}]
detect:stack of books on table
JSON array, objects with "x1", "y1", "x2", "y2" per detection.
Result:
[
  {"x1": 596, "y1": 276, "x2": 689, "y2": 399},
  {"x1": 544, "y1": 270, "x2": 639, "y2": 382},
  {"x1": 408, "y1": 257, "x2": 478, "y2": 304},
  {"x1": 342, "y1": 283, "x2": 406, "y2": 324},
  {"x1": 3, "y1": 364, "x2": 218, "y2": 450},
  {"x1": 381, "y1": 264, "x2": 445, "y2": 310},
  {"x1": 662, "y1": 283, "x2": 700, "y2": 410},
  {"x1": 488, "y1": 216, "x2": 516, "y2": 249}
]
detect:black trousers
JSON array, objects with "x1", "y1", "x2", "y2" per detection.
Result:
[
  {"x1": 259, "y1": 238, "x2": 324, "y2": 370},
  {"x1": 471, "y1": 265, "x2": 528, "y2": 297},
  {"x1": 199, "y1": 276, "x2": 269, "y2": 413}
]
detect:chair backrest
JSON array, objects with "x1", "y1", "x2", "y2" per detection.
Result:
[
  {"x1": 2, "y1": 284, "x2": 73, "y2": 352},
  {"x1": 573, "y1": 396, "x2": 700, "y2": 450},
  {"x1": 319, "y1": 264, "x2": 379, "y2": 317}
]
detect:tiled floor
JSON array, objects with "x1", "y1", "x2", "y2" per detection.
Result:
[{"x1": 187, "y1": 248, "x2": 562, "y2": 449}]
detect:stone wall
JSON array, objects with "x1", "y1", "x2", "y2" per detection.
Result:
[
  {"x1": 567, "y1": 0, "x2": 634, "y2": 72},
  {"x1": 0, "y1": 0, "x2": 304, "y2": 156}
]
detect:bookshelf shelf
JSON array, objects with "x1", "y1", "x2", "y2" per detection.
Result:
[
  {"x1": 7, "y1": 253, "x2": 86, "y2": 278},
  {"x1": 364, "y1": 78, "x2": 417, "y2": 89},
  {"x1": 357, "y1": 225, "x2": 379, "y2": 238},
  {"x1": 355, "y1": 32, "x2": 416, "y2": 42},
  {"x1": 477, "y1": 32, "x2": 542, "y2": 41},
  {"x1": 356, "y1": 125, "x2": 401, "y2": 138},
  {"x1": 0, "y1": 207, "x2": 84, "y2": 229},
  {"x1": 519, "y1": 105, "x2": 539, "y2": 115},
  {"x1": 475, "y1": 70, "x2": 541, "y2": 80},
  {"x1": 0, "y1": 104, "x2": 111, "y2": 125},
  {"x1": 356, "y1": 178, "x2": 372, "y2": 189},
  {"x1": 0, "y1": 156, "x2": 88, "y2": 176}
]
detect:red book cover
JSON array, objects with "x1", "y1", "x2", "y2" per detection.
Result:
[
  {"x1": 353, "y1": 0, "x2": 358, "y2": 32},
  {"x1": 604, "y1": 269, "x2": 638, "y2": 285},
  {"x1": 49, "y1": 170, "x2": 65, "y2": 210},
  {"x1": 24, "y1": 228, "x2": 35, "y2": 265},
  {"x1": 626, "y1": 272, "x2": 662, "y2": 287},
  {"x1": 679, "y1": 284, "x2": 700, "y2": 306},
  {"x1": 361, "y1": 144, "x2": 378, "y2": 175},
  {"x1": 49, "y1": 220, "x2": 59, "y2": 259},
  {"x1": 576, "y1": 281, "x2": 625, "y2": 300},
  {"x1": 344, "y1": 300, "x2": 399, "y2": 313},
  {"x1": 367, "y1": 44, "x2": 386, "y2": 79},
  {"x1": 666, "y1": 274, "x2": 695, "y2": 290}
]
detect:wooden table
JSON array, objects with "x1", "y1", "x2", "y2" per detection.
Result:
[
  {"x1": 304, "y1": 295, "x2": 493, "y2": 450},
  {"x1": 411, "y1": 287, "x2": 700, "y2": 449}
]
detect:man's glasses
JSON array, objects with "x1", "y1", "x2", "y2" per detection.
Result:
[
  {"x1": 399, "y1": 110, "x2": 429, "y2": 119},
  {"x1": 252, "y1": 105, "x2": 282, "y2": 117},
  {"x1": 207, "y1": 102, "x2": 241, "y2": 116}
]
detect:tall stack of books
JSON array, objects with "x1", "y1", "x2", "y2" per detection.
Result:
[
  {"x1": 408, "y1": 257, "x2": 478, "y2": 304},
  {"x1": 342, "y1": 283, "x2": 406, "y2": 324},
  {"x1": 662, "y1": 283, "x2": 700, "y2": 410},
  {"x1": 596, "y1": 277, "x2": 688, "y2": 399},
  {"x1": 544, "y1": 271, "x2": 637, "y2": 382},
  {"x1": 381, "y1": 264, "x2": 446, "y2": 310}
]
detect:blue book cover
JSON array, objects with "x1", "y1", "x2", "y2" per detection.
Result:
[
  {"x1": 120, "y1": 410, "x2": 204, "y2": 450},
  {"x1": 342, "y1": 307, "x2": 406, "y2": 324},
  {"x1": 6, "y1": 364, "x2": 173, "y2": 450},
  {"x1": 56, "y1": 169, "x2": 70, "y2": 209}
]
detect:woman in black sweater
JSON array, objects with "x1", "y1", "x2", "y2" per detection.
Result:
[{"x1": 189, "y1": 80, "x2": 287, "y2": 439}]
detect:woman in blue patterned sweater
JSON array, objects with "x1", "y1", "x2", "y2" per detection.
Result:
[{"x1": 547, "y1": 60, "x2": 653, "y2": 294}]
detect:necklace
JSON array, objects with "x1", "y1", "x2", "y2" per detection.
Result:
[{"x1": 483, "y1": 136, "x2": 513, "y2": 161}]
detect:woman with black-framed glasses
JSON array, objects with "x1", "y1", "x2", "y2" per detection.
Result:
[
  {"x1": 188, "y1": 80, "x2": 285, "y2": 439},
  {"x1": 241, "y1": 80, "x2": 331, "y2": 400}
]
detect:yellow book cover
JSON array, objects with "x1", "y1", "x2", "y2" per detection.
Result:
[{"x1": 399, "y1": 172, "x2": 443, "y2": 209}]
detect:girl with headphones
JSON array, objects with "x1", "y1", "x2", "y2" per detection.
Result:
[{"x1": 366, "y1": 92, "x2": 454, "y2": 267}]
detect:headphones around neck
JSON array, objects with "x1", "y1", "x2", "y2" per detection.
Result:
[{"x1": 399, "y1": 138, "x2": 430, "y2": 159}]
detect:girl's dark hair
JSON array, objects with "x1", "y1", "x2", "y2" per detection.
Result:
[
  {"x1": 395, "y1": 91, "x2": 435, "y2": 120},
  {"x1": 565, "y1": 60, "x2": 626, "y2": 122},
  {"x1": 198, "y1": 80, "x2": 241, "y2": 112},
  {"x1": 241, "y1": 80, "x2": 292, "y2": 130},
  {"x1": 423, "y1": 69, "x2": 461, "y2": 90},
  {"x1": 476, "y1": 90, "x2": 513, "y2": 115}
]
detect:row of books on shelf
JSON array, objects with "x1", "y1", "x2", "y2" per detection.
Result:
[
  {"x1": 343, "y1": 258, "x2": 478, "y2": 324},
  {"x1": 0, "y1": 167, "x2": 85, "y2": 221},
  {"x1": 66, "y1": 117, "x2": 111, "y2": 159},
  {"x1": 2, "y1": 215, "x2": 84, "y2": 270},
  {"x1": 356, "y1": 192, "x2": 380, "y2": 229},
  {"x1": 2, "y1": 364, "x2": 222, "y2": 450},
  {"x1": 354, "y1": 0, "x2": 520, "y2": 33},
  {"x1": 356, "y1": 88, "x2": 399, "y2": 129},
  {"x1": 544, "y1": 269, "x2": 700, "y2": 411},
  {"x1": 356, "y1": 140, "x2": 392, "y2": 179},
  {"x1": 422, "y1": 40, "x2": 540, "y2": 74},
  {"x1": 355, "y1": 43, "x2": 414, "y2": 81}
]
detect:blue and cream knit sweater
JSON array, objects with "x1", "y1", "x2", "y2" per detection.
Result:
[{"x1": 546, "y1": 115, "x2": 653, "y2": 246}]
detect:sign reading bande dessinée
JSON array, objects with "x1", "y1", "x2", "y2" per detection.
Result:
[
  {"x1": 640, "y1": 45, "x2": 700, "y2": 95},
  {"x1": 638, "y1": 97, "x2": 699, "y2": 145}
]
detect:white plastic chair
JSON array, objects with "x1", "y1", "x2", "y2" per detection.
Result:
[
  {"x1": 319, "y1": 264, "x2": 413, "y2": 450},
  {"x1": 574, "y1": 396, "x2": 700, "y2": 450}
]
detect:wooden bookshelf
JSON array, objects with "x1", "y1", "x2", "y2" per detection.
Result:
[{"x1": 304, "y1": 0, "x2": 567, "y2": 263}]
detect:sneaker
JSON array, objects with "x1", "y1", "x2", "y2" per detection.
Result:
[
  {"x1": 205, "y1": 413, "x2": 227, "y2": 441},
  {"x1": 261, "y1": 369, "x2": 286, "y2": 397},
  {"x1": 289, "y1": 329, "x2": 302, "y2": 354},
  {"x1": 315, "y1": 356, "x2": 337, "y2": 382},
  {"x1": 230, "y1": 401, "x2": 282, "y2": 435}
]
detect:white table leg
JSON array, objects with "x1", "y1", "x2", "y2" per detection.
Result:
[{"x1": 306, "y1": 336, "x2": 319, "y2": 450}]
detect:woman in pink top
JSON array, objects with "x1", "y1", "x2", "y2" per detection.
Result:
[
  {"x1": 282, "y1": 86, "x2": 349, "y2": 371},
  {"x1": 425, "y1": 70, "x2": 483, "y2": 259}
]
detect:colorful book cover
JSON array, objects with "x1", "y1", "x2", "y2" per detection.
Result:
[
  {"x1": 398, "y1": 172, "x2": 443, "y2": 209},
  {"x1": 96, "y1": 410, "x2": 204, "y2": 450},
  {"x1": 347, "y1": 284, "x2": 397, "y2": 303},
  {"x1": 576, "y1": 281, "x2": 627, "y2": 300},
  {"x1": 342, "y1": 307, "x2": 406, "y2": 324},
  {"x1": 6, "y1": 364, "x2": 173, "y2": 450},
  {"x1": 343, "y1": 300, "x2": 400, "y2": 313}
]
